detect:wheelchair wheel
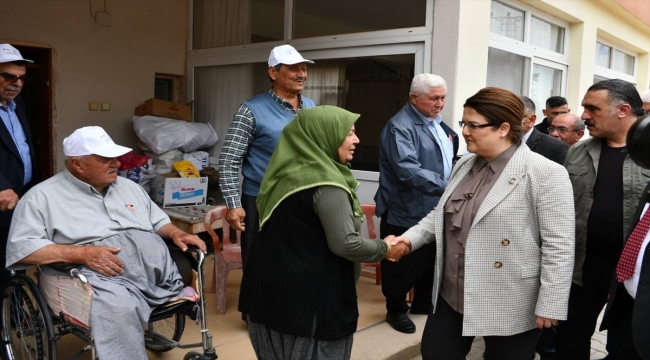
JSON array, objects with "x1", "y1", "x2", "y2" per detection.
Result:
[
  {"x1": 0, "y1": 274, "x2": 57, "y2": 360},
  {"x1": 183, "y1": 350, "x2": 202, "y2": 360},
  {"x1": 144, "y1": 312, "x2": 185, "y2": 352}
]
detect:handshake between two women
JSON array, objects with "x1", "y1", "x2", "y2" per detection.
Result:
[{"x1": 383, "y1": 235, "x2": 412, "y2": 262}]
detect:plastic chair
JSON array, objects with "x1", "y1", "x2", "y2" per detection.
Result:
[
  {"x1": 361, "y1": 204, "x2": 414, "y2": 301},
  {"x1": 361, "y1": 204, "x2": 382, "y2": 285},
  {"x1": 204, "y1": 205, "x2": 242, "y2": 314}
]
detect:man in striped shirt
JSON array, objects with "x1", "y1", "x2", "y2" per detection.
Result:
[{"x1": 218, "y1": 45, "x2": 316, "y2": 271}]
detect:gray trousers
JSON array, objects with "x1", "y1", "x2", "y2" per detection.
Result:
[{"x1": 80, "y1": 229, "x2": 184, "y2": 359}]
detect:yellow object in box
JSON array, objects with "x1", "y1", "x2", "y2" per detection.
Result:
[{"x1": 173, "y1": 160, "x2": 200, "y2": 178}]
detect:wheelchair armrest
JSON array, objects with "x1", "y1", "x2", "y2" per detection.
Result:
[
  {"x1": 48, "y1": 262, "x2": 76, "y2": 273},
  {"x1": 44, "y1": 263, "x2": 89, "y2": 284}
]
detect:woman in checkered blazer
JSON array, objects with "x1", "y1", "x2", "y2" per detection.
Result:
[{"x1": 390, "y1": 87, "x2": 575, "y2": 360}]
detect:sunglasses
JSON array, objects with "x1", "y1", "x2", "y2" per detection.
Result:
[{"x1": 0, "y1": 72, "x2": 30, "y2": 84}]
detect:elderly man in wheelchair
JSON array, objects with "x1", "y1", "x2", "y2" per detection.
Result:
[{"x1": 3, "y1": 126, "x2": 212, "y2": 360}]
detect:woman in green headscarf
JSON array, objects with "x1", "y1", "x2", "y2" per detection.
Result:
[{"x1": 239, "y1": 106, "x2": 401, "y2": 360}]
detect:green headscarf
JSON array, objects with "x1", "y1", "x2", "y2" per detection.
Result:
[{"x1": 256, "y1": 105, "x2": 363, "y2": 230}]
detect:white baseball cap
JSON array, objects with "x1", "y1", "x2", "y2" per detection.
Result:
[
  {"x1": 268, "y1": 45, "x2": 314, "y2": 67},
  {"x1": 0, "y1": 44, "x2": 33, "y2": 64},
  {"x1": 63, "y1": 126, "x2": 132, "y2": 158},
  {"x1": 641, "y1": 89, "x2": 650, "y2": 103}
]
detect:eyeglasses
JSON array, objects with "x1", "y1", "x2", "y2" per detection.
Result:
[
  {"x1": 458, "y1": 121, "x2": 496, "y2": 131},
  {"x1": 0, "y1": 72, "x2": 30, "y2": 84},
  {"x1": 548, "y1": 126, "x2": 579, "y2": 134}
]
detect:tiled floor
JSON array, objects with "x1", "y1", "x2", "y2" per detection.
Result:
[{"x1": 52, "y1": 258, "x2": 388, "y2": 360}]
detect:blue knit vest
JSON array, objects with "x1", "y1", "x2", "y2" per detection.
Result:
[{"x1": 241, "y1": 92, "x2": 315, "y2": 197}]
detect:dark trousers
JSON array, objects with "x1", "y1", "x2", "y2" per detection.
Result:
[
  {"x1": 380, "y1": 216, "x2": 435, "y2": 313},
  {"x1": 555, "y1": 279, "x2": 617, "y2": 359},
  {"x1": 240, "y1": 194, "x2": 259, "y2": 271},
  {"x1": 421, "y1": 297, "x2": 542, "y2": 360},
  {"x1": 609, "y1": 290, "x2": 644, "y2": 360}
]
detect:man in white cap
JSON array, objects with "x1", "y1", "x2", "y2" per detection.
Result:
[
  {"x1": 0, "y1": 44, "x2": 36, "y2": 290},
  {"x1": 6, "y1": 126, "x2": 206, "y2": 359},
  {"x1": 219, "y1": 45, "x2": 316, "y2": 271}
]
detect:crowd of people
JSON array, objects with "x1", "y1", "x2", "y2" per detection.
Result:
[{"x1": 2, "y1": 41, "x2": 650, "y2": 360}]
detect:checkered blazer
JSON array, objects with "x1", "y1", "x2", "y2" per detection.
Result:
[{"x1": 403, "y1": 144, "x2": 575, "y2": 336}]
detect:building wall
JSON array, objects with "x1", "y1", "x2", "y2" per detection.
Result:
[
  {"x1": 0, "y1": 0, "x2": 188, "y2": 171},
  {"x1": 433, "y1": 0, "x2": 649, "y2": 152}
]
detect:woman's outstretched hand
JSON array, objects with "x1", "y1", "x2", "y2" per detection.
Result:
[{"x1": 383, "y1": 235, "x2": 412, "y2": 262}]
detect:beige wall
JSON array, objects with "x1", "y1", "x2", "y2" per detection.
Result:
[{"x1": 0, "y1": 0, "x2": 188, "y2": 171}]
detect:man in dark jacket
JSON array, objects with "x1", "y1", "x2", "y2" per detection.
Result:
[
  {"x1": 521, "y1": 95, "x2": 568, "y2": 165},
  {"x1": 0, "y1": 44, "x2": 35, "y2": 289},
  {"x1": 535, "y1": 96, "x2": 570, "y2": 135},
  {"x1": 600, "y1": 114, "x2": 650, "y2": 360},
  {"x1": 375, "y1": 74, "x2": 458, "y2": 334}
]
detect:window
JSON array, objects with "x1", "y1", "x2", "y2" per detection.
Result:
[
  {"x1": 594, "y1": 39, "x2": 637, "y2": 83},
  {"x1": 595, "y1": 42, "x2": 611, "y2": 68},
  {"x1": 154, "y1": 74, "x2": 183, "y2": 103},
  {"x1": 530, "y1": 16, "x2": 564, "y2": 54},
  {"x1": 192, "y1": 0, "x2": 427, "y2": 49},
  {"x1": 487, "y1": 0, "x2": 568, "y2": 120},
  {"x1": 188, "y1": 0, "x2": 433, "y2": 183},
  {"x1": 490, "y1": 1, "x2": 524, "y2": 41},
  {"x1": 294, "y1": 0, "x2": 426, "y2": 39},
  {"x1": 487, "y1": 47, "x2": 530, "y2": 95}
]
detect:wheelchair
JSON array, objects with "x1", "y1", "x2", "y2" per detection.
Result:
[{"x1": 0, "y1": 245, "x2": 217, "y2": 360}]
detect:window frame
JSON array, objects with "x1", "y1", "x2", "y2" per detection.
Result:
[
  {"x1": 185, "y1": 0, "x2": 434, "y2": 101},
  {"x1": 489, "y1": 0, "x2": 570, "y2": 63},
  {"x1": 593, "y1": 37, "x2": 637, "y2": 84},
  {"x1": 487, "y1": 0, "x2": 569, "y2": 120}
]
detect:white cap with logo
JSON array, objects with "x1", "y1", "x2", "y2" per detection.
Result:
[
  {"x1": 0, "y1": 44, "x2": 33, "y2": 64},
  {"x1": 268, "y1": 45, "x2": 314, "y2": 67},
  {"x1": 641, "y1": 89, "x2": 650, "y2": 103},
  {"x1": 63, "y1": 126, "x2": 132, "y2": 158}
]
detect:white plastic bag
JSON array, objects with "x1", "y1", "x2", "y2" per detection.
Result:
[
  {"x1": 145, "y1": 150, "x2": 183, "y2": 174},
  {"x1": 182, "y1": 151, "x2": 210, "y2": 171},
  {"x1": 133, "y1": 115, "x2": 218, "y2": 154}
]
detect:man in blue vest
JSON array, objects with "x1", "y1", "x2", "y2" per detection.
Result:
[
  {"x1": 219, "y1": 45, "x2": 316, "y2": 270},
  {"x1": 0, "y1": 44, "x2": 35, "y2": 290},
  {"x1": 375, "y1": 73, "x2": 458, "y2": 333}
]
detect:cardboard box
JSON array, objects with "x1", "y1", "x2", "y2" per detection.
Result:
[
  {"x1": 153, "y1": 173, "x2": 208, "y2": 207},
  {"x1": 135, "y1": 98, "x2": 192, "y2": 122}
]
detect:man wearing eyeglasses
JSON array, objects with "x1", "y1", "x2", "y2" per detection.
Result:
[
  {"x1": 0, "y1": 44, "x2": 35, "y2": 290},
  {"x1": 535, "y1": 96, "x2": 570, "y2": 135},
  {"x1": 549, "y1": 113, "x2": 585, "y2": 147}
]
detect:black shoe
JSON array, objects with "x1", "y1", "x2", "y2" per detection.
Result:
[
  {"x1": 594, "y1": 356, "x2": 616, "y2": 360},
  {"x1": 386, "y1": 312, "x2": 416, "y2": 333}
]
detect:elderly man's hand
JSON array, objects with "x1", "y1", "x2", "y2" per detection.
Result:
[
  {"x1": 83, "y1": 246, "x2": 124, "y2": 277},
  {"x1": 225, "y1": 208, "x2": 246, "y2": 231},
  {"x1": 0, "y1": 189, "x2": 19, "y2": 211},
  {"x1": 172, "y1": 232, "x2": 207, "y2": 254}
]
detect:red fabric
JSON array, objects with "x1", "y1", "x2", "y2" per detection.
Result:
[
  {"x1": 116, "y1": 151, "x2": 149, "y2": 170},
  {"x1": 616, "y1": 208, "x2": 650, "y2": 282}
]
